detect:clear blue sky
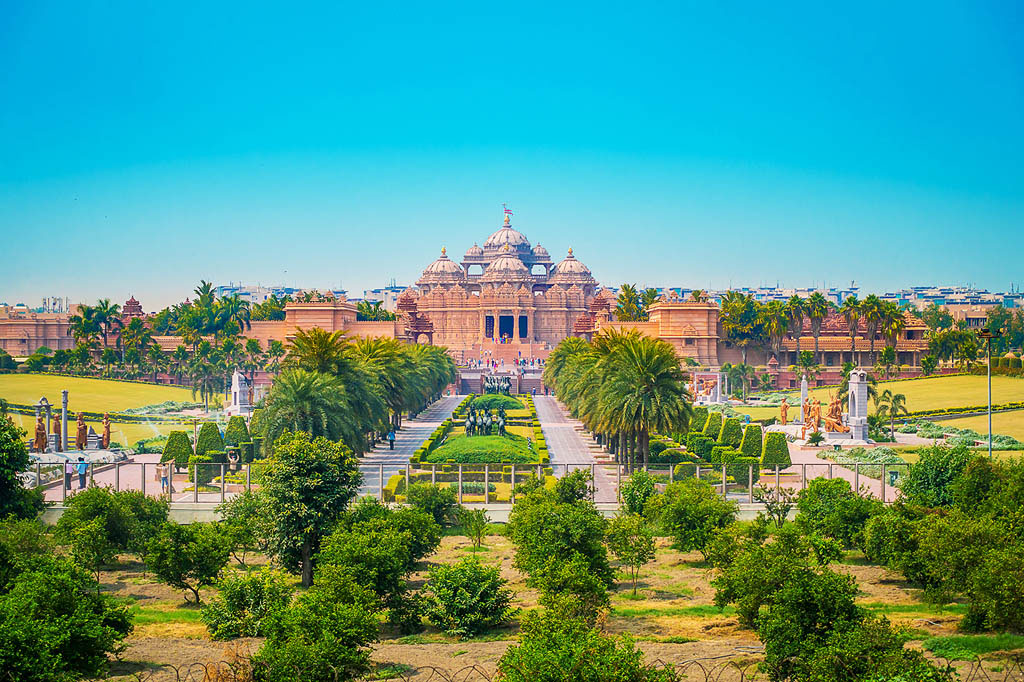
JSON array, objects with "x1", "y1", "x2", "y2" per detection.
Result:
[{"x1": 1, "y1": 1, "x2": 1022, "y2": 309}]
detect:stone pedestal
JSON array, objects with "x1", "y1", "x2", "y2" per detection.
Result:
[
  {"x1": 847, "y1": 370, "x2": 869, "y2": 441},
  {"x1": 796, "y1": 376, "x2": 808, "y2": 424}
]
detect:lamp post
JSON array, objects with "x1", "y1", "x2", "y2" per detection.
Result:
[{"x1": 977, "y1": 328, "x2": 1002, "y2": 459}]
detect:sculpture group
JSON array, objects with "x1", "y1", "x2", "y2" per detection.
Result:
[
  {"x1": 795, "y1": 393, "x2": 850, "y2": 439},
  {"x1": 464, "y1": 406, "x2": 507, "y2": 437},
  {"x1": 483, "y1": 375, "x2": 512, "y2": 395}
]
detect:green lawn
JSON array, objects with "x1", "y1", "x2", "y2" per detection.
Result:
[
  {"x1": 426, "y1": 433, "x2": 538, "y2": 463},
  {"x1": 937, "y1": 410, "x2": 1024, "y2": 442},
  {"x1": 8, "y1": 412, "x2": 179, "y2": 448},
  {"x1": 0, "y1": 374, "x2": 196, "y2": 412}
]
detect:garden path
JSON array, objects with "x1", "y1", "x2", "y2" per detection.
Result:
[
  {"x1": 534, "y1": 396, "x2": 618, "y2": 503},
  {"x1": 786, "y1": 445, "x2": 901, "y2": 502},
  {"x1": 357, "y1": 395, "x2": 463, "y2": 498}
]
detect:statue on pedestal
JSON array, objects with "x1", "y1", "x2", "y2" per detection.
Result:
[
  {"x1": 102, "y1": 413, "x2": 111, "y2": 449},
  {"x1": 823, "y1": 394, "x2": 849, "y2": 433},
  {"x1": 52, "y1": 413, "x2": 62, "y2": 452},
  {"x1": 33, "y1": 416, "x2": 47, "y2": 452},
  {"x1": 779, "y1": 398, "x2": 789, "y2": 426},
  {"x1": 76, "y1": 414, "x2": 87, "y2": 450}
]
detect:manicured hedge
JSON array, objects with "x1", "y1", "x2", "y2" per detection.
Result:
[
  {"x1": 685, "y1": 432, "x2": 715, "y2": 462},
  {"x1": 739, "y1": 424, "x2": 762, "y2": 460},
  {"x1": 718, "y1": 417, "x2": 743, "y2": 449},
  {"x1": 195, "y1": 422, "x2": 225, "y2": 463},
  {"x1": 761, "y1": 431, "x2": 791, "y2": 468},
  {"x1": 709, "y1": 446, "x2": 760, "y2": 485},
  {"x1": 188, "y1": 453, "x2": 215, "y2": 485},
  {"x1": 702, "y1": 411, "x2": 723, "y2": 438},
  {"x1": 690, "y1": 406, "x2": 709, "y2": 433},
  {"x1": 161, "y1": 430, "x2": 194, "y2": 468},
  {"x1": 470, "y1": 394, "x2": 525, "y2": 411},
  {"x1": 224, "y1": 416, "x2": 250, "y2": 446},
  {"x1": 239, "y1": 441, "x2": 255, "y2": 463}
]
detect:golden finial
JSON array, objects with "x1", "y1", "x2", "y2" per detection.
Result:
[
  {"x1": 503, "y1": 243, "x2": 512, "y2": 252},
  {"x1": 503, "y1": 213, "x2": 511, "y2": 226},
  {"x1": 568, "y1": 247, "x2": 574, "y2": 257},
  {"x1": 441, "y1": 247, "x2": 447, "y2": 256}
]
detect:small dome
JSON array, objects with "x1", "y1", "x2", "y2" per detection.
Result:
[
  {"x1": 531, "y1": 243, "x2": 550, "y2": 259},
  {"x1": 419, "y1": 248, "x2": 466, "y2": 283},
  {"x1": 550, "y1": 247, "x2": 596, "y2": 286},
  {"x1": 465, "y1": 242, "x2": 484, "y2": 258},
  {"x1": 480, "y1": 244, "x2": 532, "y2": 283}
]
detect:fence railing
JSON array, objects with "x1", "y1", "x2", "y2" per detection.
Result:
[{"x1": 30, "y1": 457, "x2": 910, "y2": 506}]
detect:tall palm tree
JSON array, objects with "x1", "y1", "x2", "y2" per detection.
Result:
[
  {"x1": 615, "y1": 284, "x2": 642, "y2": 321},
  {"x1": 639, "y1": 288, "x2": 660, "y2": 320},
  {"x1": 266, "y1": 340, "x2": 286, "y2": 376},
  {"x1": 874, "y1": 389, "x2": 908, "y2": 441},
  {"x1": 147, "y1": 345, "x2": 168, "y2": 383},
  {"x1": 759, "y1": 300, "x2": 789, "y2": 361},
  {"x1": 805, "y1": 292, "x2": 831, "y2": 365},
  {"x1": 785, "y1": 296, "x2": 805, "y2": 357},
  {"x1": 286, "y1": 328, "x2": 350, "y2": 374},
  {"x1": 350, "y1": 336, "x2": 415, "y2": 429},
  {"x1": 92, "y1": 298, "x2": 123, "y2": 347},
  {"x1": 189, "y1": 340, "x2": 220, "y2": 410},
  {"x1": 839, "y1": 296, "x2": 861, "y2": 366},
  {"x1": 68, "y1": 305, "x2": 100, "y2": 346},
  {"x1": 216, "y1": 295, "x2": 251, "y2": 335},
  {"x1": 171, "y1": 345, "x2": 190, "y2": 385},
  {"x1": 719, "y1": 291, "x2": 763, "y2": 365},
  {"x1": 243, "y1": 338, "x2": 265, "y2": 387},
  {"x1": 261, "y1": 369, "x2": 354, "y2": 454},
  {"x1": 860, "y1": 294, "x2": 885, "y2": 365},
  {"x1": 882, "y1": 301, "x2": 906, "y2": 349}
]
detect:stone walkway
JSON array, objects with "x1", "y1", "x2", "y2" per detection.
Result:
[
  {"x1": 534, "y1": 396, "x2": 618, "y2": 503},
  {"x1": 358, "y1": 395, "x2": 463, "y2": 498}
]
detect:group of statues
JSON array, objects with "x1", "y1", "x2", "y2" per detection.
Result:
[
  {"x1": 483, "y1": 375, "x2": 512, "y2": 395},
  {"x1": 692, "y1": 378, "x2": 718, "y2": 399},
  {"x1": 31, "y1": 412, "x2": 111, "y2": 453},
  {"x1": 464, "y1": 406, "x2": 506, "y2": 437},
  {"x1": 779, "y1": 394, "x2": 850, "y2": 439}
]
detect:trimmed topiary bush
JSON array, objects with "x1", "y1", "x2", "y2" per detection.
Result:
[
  {"x1": 248, "y1": 408, "x2": 264, "y2": 438},
  {"x1": 739, "y1": 424, "x2": 762, "y2": 460},
  {"x1": 239, "y1": 441, "x2": 255, "y2": 463},
  {"x1": 761, "y1": 432, "x2": 791, "y2": 469},
  {"x1": 188, "y1": 454, "x2": 215, "y2": 485},
  {"x1": 224, "y1": 416, "x2": 250, "y2": 447},
  {"x1": 195, "y1": 422, "x2": 225, "y2": 463},
  {"x1": 702, "y1": 411, "x2": 722, "y2": 438},
  {"x1": 161, "y1": 431, "x2": 194, "y2": 469},
  {"x1": 718, "y1": 417, "x2": 743, "y2": 449},
  {"x1": 690, "y1": 406, "x2": 709, "y2": 434},
  {"x1": 686, "y1": 432, "x2": 715, "y2": 462}
]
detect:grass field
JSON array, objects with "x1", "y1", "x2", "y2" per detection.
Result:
[
  {"x1": 7, "y1": 412, "x2": 180, "y2": 448},
  {"x1": 0, "y1": 374, "x2": 196, "y2": 412},
  {"x1": 938, "y1": 410, "x2": 1024, "y2": 442}
]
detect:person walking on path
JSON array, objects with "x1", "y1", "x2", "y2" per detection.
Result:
[
  {"x1": 64, "y1": 459, "x2": 74, "y2": 490},
  {"x1": 387, "y1": 429, "x2": 396, "y2": 450},
  {"x1": 158, "y1": 462, "x2": 173, "y2": 496},
  {"x1": 75, "y1": 457, "x2": 89, "y2": 490}
]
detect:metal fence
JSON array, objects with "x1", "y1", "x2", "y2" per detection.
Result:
[
  {"x1": 79, "y1": 655, "x2": 1024, "y2": 682},
  {"x1": 31, "y1": 458, "x2": 911, "y2": 507}
]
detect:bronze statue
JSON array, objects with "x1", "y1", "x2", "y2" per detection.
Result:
[
  {"x1": 102, "y1": 413, "x2": 111, "y2": 449},
  {"x1": 51, "y1": 412, "x2": 62, "y2": 452},
  {"x1": 779, "y1": 398, "x2": 789, "y2": 426},
  {"x1": 76, "y1": 413, "x2": 87, "y2": 450},
  {"x1": 810, "y1": 399, "x2": 822, "y2": 432},
  {"x1": 802, "y1": 398, "x2": 810, "y2": 424},
  {"x1": 33, "y1": 416, "x2": 47, "y2": 452}
]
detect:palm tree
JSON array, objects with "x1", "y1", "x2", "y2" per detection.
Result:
[
  {"x1": 874, "y1": 389, "x2": 908, "y2": 441},
  {"x1": 286, "y1": 327, "x2": 350, "y2": 374},
  {"x1": 243, "y1": 339, "x2": 265, "y2": 388},
  {"x1": 147, "y1": 345, "x2": 168, "y2": 383},
  {"x1": 860, "y1": 294, "x2": 885, "y2": 365},
  {"x1": 757, "y1": 373, "x2": 775, "y2": 393},
  {"x1": 785, "y1": 296, "x2": 805, "y2": 357},
  {"x1": 790, "y1": 350, "x2": 821, "y2": 382},
  {"x1": 882, "y1": 301, "x2": 906, "y2": 349},
  {"x1": 639, "y1": 288, "x2": 660, "y2": 320},
  {"x1": 350, "y1": 336, "x2": 414, "y2": 430},
  {"x1": 690, "y1": 290, "x2": 706, "y2": 302},
  {"x1": 266, "y1": 340, "x2": 286, "y2": 376},
  {"x1": 719, "y1": 291, "x2": 763, "y2": 365},
  {"x1": 193, "y1": 280, "x2": 216, "y2": 309},
  {"x1": 261, "y1": 369, "x2": 353, "y2": 454},
  {"x1": 92, "y1": 299, "x2": 123, "y2": 347},
  {"x1": 759, "y1": 300, "x2": 789, "y2": 361},
  {"x1": 839, "y1": 296, "x2": 861, "y2": 366},
  {"x1": 615, "y1": 284, "x2": 642, "y2": 321},
  {"x1": 875, "y1": 345, "x2": 898, "y2": 380},
  {"x1": 171, "y1": 345, "x2": 190, "y2": 385},
  {"x1": 68, "y1": 305, "x2": 100, "y2": 346},
  {"x1": 805, "y1": 292, "x2": 831, "y2": 365},
  {"x1": 721, "y1": 362, "x2": 755, "y2": 401},
  {"x1": 216, "y1": 295, "x2": 251, "y2": 335},
  {"x1": 189, "y1": 341, "x2": 220, "y2": 410}
]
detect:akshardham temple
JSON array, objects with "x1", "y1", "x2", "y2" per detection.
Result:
[{"x1": 404, "y1": 213, "x2": 605, "y2": 355}]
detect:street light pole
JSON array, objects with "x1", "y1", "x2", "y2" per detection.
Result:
[{"x1": 978, "y1": 328, "x2": 1002, "y2": 459}]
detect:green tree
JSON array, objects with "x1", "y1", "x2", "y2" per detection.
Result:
[
  {"x1": 458, "y1": 507, "x2": 489, "y2": 550},
  {"x1": 0, "y1": 416, "x2": 45, "y2": 520},
  {"x1": 146, "y1": 521, "x2": 231, "y2": 603},
  {"x1": 921, "y1": 301, "x2": 953, "y2": 332},
  {"x1": 795, "y1": 478, "x2": 882, "y2": 548},
  {"x1": 216, "y1": 489, "x2": 271, "y2": 568},
  {"x1": 614, "y1": 283, "x2": 642, "y2": 321},
  {"x1": 875, "y1": 344, "x2": 898, "y2": 379},
  {"x1": 785, "y1": 295, "x2": 805, "y2": 354},
  {"x1": 619, "y1": 469, "x2": 657, "y2": 516},
  {"x1": 424, "y1": 558, "x2": 516, "y2": 637},
  {"x1": 805, "y1": 292, "x2": 831, "y2": 364},
  {"x1": 200, "y1": 568, "x2": 291, "y2": 639},
  {"x1": 406, "y1": 483, "x2": 459, "y2": 526},
  {"x1": 69, "y1": 517, "x2": 116, "y2": 589},
  {"x1": 194, "y1": 421, "x2": 225, "y2": 463},
  {"x1": 606, "y1": 514, "x2": 656, "y2": 595},
  {"x1": 262, "y1": 431, "x2": 362, "y2": 586},
  {"x1": 659, "y1": 478, "x2": 737, "y2": 559},
  {"x1": 920, "y1": 353, "x2": 938, "y2": 376},
  {"x1": 839, "y1": 295, "x2": 861, "y2": 365},
  {"x1": 719, "y1": 290, "x2": 765, "y2": 364},
  {"x1": 874, "y1": 388, "x2": 908, "y2": 440},
  {"x1": 759, "y1": 300, "x2": 789, "y2": 362},
  {"x1": 898, "y1": 444, "x2": 974, "y2": 508},
  {"x1": 860, "y1": 294, "x2": 885, "y2": 364}
]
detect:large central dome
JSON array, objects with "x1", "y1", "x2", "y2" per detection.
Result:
[
  {"x1": 483, "y1": 214, "x2": 531, "y2": 258},
  {"x1": 480, "y1": 244, "x2": 533, "y2": 283}
]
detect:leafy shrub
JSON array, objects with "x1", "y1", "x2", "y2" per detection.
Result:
[
  {"x1": 201, "y1": 568, "x2": 292, "y2": 639},
  {"x1": 534, "y1": 552, "x2": 611, "y2": 623},
  {"x1": 761, "y1": 432, "x2": 791, "y2": 468},
  {"x1": 739, "y1": 424, "x2": 762, "y2": 459},
  {"x1": 56, "y1": 486, "x2": 168, "y2": 556},
  {"x1": 0, "y1": 554, "x2": 133, "y2": 681},
  {"x1": 806, "y1": 430, "x2": 825, "y2": 446},
  {"x1": 216, "y1": 489, "x2": 271, "y2": 568},
  {"x1": 689, "y1": 406, "x2": 709, "y2": 433},
  {"x1": 224, "y1": 416, "x2": 250, "y2": 447},
  {"x1": 555, "y1": 469, "x2": 593, "y2": 503},
  {"x1": 457, "y1": 481, "x2": 496, "y2": 494},
  {"x1": 659, "y1": 478, "x2": 737, "y2": 559},
  {"x1": 685, "y1": 431, "x2": 715, "y2": 462},
  {"x1": 146, "y1": 521, "x2": 231, "y2": 603},
  {"x1": 195, "y1": 422, "x2": 225, "y2": 462},
  {"x1": 899, "y1": 444, "x2": 974, "y2": 507},
  {"x1": 161, "y1": 431, "x2": 194, "y2": 467},
  {"x1": 497, "y1": 611, "x2": 675, "y2": 682},
  {"x1": 702, "y1": 411, "x2": 723, "y2": 438},
  {"x1": 606, "y1": 514, "x2": 655, "y2": 595},
  {"x1": 620, "y1": 470, "x2": 657, "y2": 516},
  {"x1": 0, "y1": 416, "x2": 45, "y2": 520},
  {"x1": 423, "y1": 558, "x2": 516, "y2": 637},
  {"x1": 425, "y1": 434, "x2": 536, "y2": 463},
  {"x1": 795, "y1": 478, "x2": 882, "y2": 548},
  {"x1": 188, "y1": 453, "x2": 215, "y2": 485},
  {"x1": 406, "y1": 483, "x2": 458, "y2": 526},
  {"x1": 718, "y1": 417, "x2": 743, "y2": 448}
]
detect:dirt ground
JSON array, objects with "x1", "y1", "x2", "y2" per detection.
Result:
[{"x1": 104, "y1": 535, "x2": 994, "y2": 680}]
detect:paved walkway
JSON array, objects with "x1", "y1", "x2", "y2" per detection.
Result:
[
  {"x1": 358, "y1": 395, "x2": 463, "y2": 497},
  {"x1": 786, "y1": 445, "x2": 905, "y2": 502},
  {"x1": 534, "y1": 396, "x2": 618, "y2": 503}
]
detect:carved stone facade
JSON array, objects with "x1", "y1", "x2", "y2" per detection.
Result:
[{"x1": 404, "y1": 216, "x2": 601, "y2": 350}]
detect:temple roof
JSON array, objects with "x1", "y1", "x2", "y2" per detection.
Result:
[
  {"x1": 480, "y1": 244, "x2": 533, "y2": 283},
  {"x1": 549, "y1": 248, "x2": 595, "y2": 285},
  {"x1": 418, "y1": 247, "x2": 466, "y2": 284},
  {"x1": 483, "y1": 214, "x2": 531, "y2": 255}
]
